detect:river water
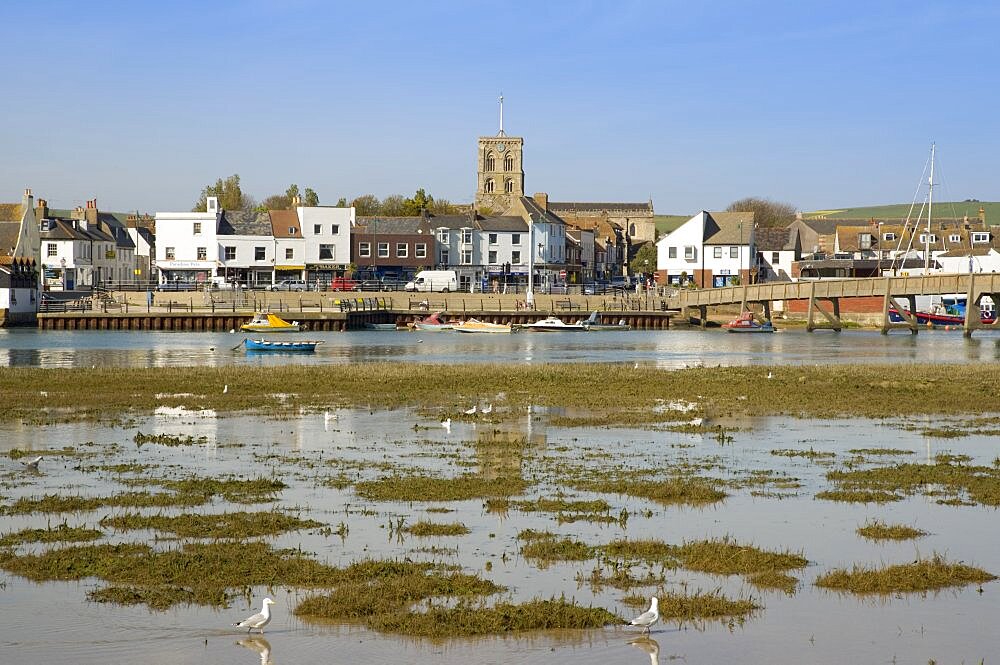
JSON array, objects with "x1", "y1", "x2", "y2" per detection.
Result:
[{"x1": 1, "y1": 329, "x2": 999, "y2": 664}]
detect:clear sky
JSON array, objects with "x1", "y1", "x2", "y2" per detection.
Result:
[{"x1": 4, "y1": 0, "x2": 998, "y2": 215}]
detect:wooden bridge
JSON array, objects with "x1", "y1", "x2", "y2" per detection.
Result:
[{"x1": 674, "y1": 273, "x2": 1000, "y2": 336}]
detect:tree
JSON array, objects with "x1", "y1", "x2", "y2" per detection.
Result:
[
  {"x1": 192, "y1": 174, "x2": 256, "y2": 213},
  {"x1": 380, "y1": 194, "x2": 406, "y2": 216},
  {"x1": 629, "y1": 242, "x2": 657, "y2": 275},
  {"x1": 725, "y1": 197, "x2": 797, "y2": 228},
  {"x1": 335, "y1": 197, "x2": 348, "y2": 207},
  {"x1": 260, "y1": 184, "x2": 320, "y2": 210},
  {"x1": 350, "y1": 194, "x2": 380, "y2": 216},
  {"x1": 303, "y1": 188, "x2": 319, "y2": 207},
  {"x1": 429, "y1": 198, "x2": 460, "y2": 215},
  {"x1": 401, "y1": 188, "x2": 434, "y2": 216}
]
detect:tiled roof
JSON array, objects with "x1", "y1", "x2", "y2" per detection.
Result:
[
  {"x1": 355, "y1": 217, "x2": 434, "y2": 234},
  {"x1": 520, "y1": 197, "x2": 565, "y2": 225},
  {"x1": 269, "y1": 209, "x2": 301, "y2": 238},
  {"x1": 0, "y1": 221, "x2": 21, "y2": 256},
  {"x1": 40, "y1": 220, "x2": 91, "y2": 241},
  {"x1": 704, "y1": 212, "x2": 754, "y2": 244},
  {"x1": 0, "y1": 203, "x2": 23, "y2": 222},
  {"x1": 755, "y1": 227, "x2": 793, "y2": 251},
  {"x1": 477, "y1": 216, "x2": 527, "y2": 232},
  {"x1": 549, "y1": 201, "x2": 653, "y2": 214},
  {"x1": 219, "y1": 210, "x2": 272, "y2": 236}
]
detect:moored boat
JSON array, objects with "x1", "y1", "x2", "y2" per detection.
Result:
[
  {"x1": 410, "y1": 311, "x2": 457, "y2": 331},
  {"x1": 722, "y1": 311, "x2": 775, "y2": 333},
  {"x1": 452, "y1": 319, "x2": 515, "y2": 334},
  {"x1": 240, "y1": 312, "x2": 302, "y2": 332},
  {"x1": 518, "y1": 316, "x2": 588, "y2": 332},
  {"x1": 580, "y1": 311, "x2": 631, "y2": 331},
  {"x1": 243, "y1": 338, "x2": 322, "y2": 352},
  {"x1": 363, "y1": 322, "x2": 399, "y2": 331}
]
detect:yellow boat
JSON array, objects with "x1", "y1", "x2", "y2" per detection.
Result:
[
  {"x1": 240, "y1": 312, "x2": 302, "y2": 332},
  {"x1": 452, "y1": 318, "x2": 515, "y2": 334}
]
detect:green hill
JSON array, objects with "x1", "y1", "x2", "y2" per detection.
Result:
[
  {"x1": 654, "y1": 214, "x2": 689, "y2": 236},
  {"x1": 805, "y1": 201, "x2": 999, "y2": 223}
]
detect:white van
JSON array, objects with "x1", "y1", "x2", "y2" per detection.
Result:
[{"x1": 404, "y1": 270, "x2": 458, "y2": 292}]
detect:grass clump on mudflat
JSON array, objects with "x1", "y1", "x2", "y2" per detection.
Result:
[
  {"x1": 572, "y1": 476, "x2": 726, "y2": 506},
  {"x1": 99, "y1": 511, "x2": 322, "y2": 539},
  {"x1": 133, "y1": 431, "x2": 207, "y2": 447},
  {"x1": 514, "y1": 497, "x2": 611, "y2": 514},
  {"x1": 602, "y1": 539, "x2": 677, "y2": 564},
  {"x1": 355, "y1": 474, "x2": 526, "y2": 502},
  {"x1": 823, "y1": 459, "x2": 1000, "y2": 506},
  {"x1": 770, "y1": 448, "x2": 835, "y2": 460},
  {"x1": 366, "y1": 597, "x2": 619, "y2": 637},
  {"x1": 815, "y1": 554, "x2": 996, "y2": 594},
  {"x1": 856, "y1": 519, "x2": 928, "y2": 541},
  {"x1": 0, "y1": 522, "x2": 102, "y2": 547},
  {"x1": 518, "y1": 532, "x2": 594, "y2": 565},
  {"x1": 670, "y1": 536, "x2": 807, "y2": 577},
  {"x1": 404, "y1": 520, "x2": 470, "y2": 537},
  {"x1": 0, "y1": 541, "x2": 342, "y2": 609},
  {"x1": 1, "y1": 491, "x2": 206, "y2": 515},
  {"x1": 815, "y1": 489, "x2": 902, "y2": 503},
  {"x1": 623, "y1": 589, "x2": 760, "y2": 621}
]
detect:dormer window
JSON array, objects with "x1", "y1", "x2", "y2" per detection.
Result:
[
  {"x1": 883, "y1": 232, "x2": 897, "y2": 242},
  {"x1": 972, "y1": 232, "x2": 990, "y2": 243},
  {"x1": 437, "y1": 228, "x2": 449, "y2": 243},
  {"x1": 288, "y1": 227, "x2": 297, "y2": 235},
  {"x1": 949, "y1": 234, "x2": 961, "y2": 243}
]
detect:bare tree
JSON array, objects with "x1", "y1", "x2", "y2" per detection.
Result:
[{"x1": 725, "y1": 197, "x2": 797, "y2": 227}]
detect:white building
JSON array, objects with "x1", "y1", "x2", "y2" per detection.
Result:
[
  {"x1": 155, "y1": 196, "x2": 221, "y2": 286},
  {"x1": 656, "y1": 211, "x2": 755, "y2": 287},
  {"x1": 298, "y1": 205, "x2": 354, "y2": 284}
]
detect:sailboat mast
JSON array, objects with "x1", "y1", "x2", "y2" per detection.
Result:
[{"x1": 925, "y1": 142, "x2": 935, "y2": 273}]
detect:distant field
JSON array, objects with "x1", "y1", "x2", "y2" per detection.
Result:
[
  {"x1": 805, "y1": 201, "x2": 999, "y2": 222},
  {"x1": 654, "y1": 215, "x2": 689, "y2": 235}
]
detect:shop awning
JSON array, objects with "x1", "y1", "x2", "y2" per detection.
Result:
[{"x1": 274, "y1": 265, "x2": 305, "y2": 271}]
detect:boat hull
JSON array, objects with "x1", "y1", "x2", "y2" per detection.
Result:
[
  {"x1": 889, "y1": 308, "x2": 995, "y2": 327},
  {"x1": 244, "y1": 338, "x2": 321, "y2": 352},
  {"x1": 452, "y1": 319, "x2": 513, "y2": 334}
]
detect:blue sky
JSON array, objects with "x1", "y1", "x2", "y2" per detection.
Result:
[{"x1": 4, "y1": 0, "x2": 998, "y2": 214}]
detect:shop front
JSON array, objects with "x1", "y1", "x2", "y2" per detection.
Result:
[{"x1": 157, "y1": 260, "x2": 217, "y2": 287}]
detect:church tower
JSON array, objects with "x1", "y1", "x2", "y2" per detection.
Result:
[{"x1": 475, "y1": 95, "x2": 524, "y2": 213}]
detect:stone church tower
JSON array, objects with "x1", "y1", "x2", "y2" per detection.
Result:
[{"x1": 475, "y1": 96, "x2": 524, "y2": 213}]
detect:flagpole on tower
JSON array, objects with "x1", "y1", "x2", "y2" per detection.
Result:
[{"x1": 498, "y1": 93, "x2": 504, "y2": 137}]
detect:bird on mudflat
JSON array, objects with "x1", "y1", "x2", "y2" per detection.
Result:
[
  {"x1": 223, "y1": 384, "x2": 229, "y2": 394},
  {"x1": 441, "y1": 418, "x2": 452, "y2": 432},
  {"x1": 627, "y1": 596, "x2": 659, "y2": 634},
  {"x1": 481, "y1": 403, "x2": 493, "y2": 415},
  {"x1": 22, "y1": 456, "x2": 42, "y2": 471},
  {"x1": 233, "y1": 597, "x2": 275, "y2": 634},
  {"x1": 464, "y1": 405, "x2": 477, "y2": 415}
]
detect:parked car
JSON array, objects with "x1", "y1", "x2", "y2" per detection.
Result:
[
  {"x1": 270, "y1": 279, "x2": 308, "y2": 291},
  {"x1": 329, "y1": 277, "x2": 358, "y2": 291}
]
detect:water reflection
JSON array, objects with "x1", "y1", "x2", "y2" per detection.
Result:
[
  {"x1": 236, "y1": 636, "x2": 272, "y2": 665},
  {"x1": 628, "y1": 637, "x2": 659, "y2": 665}
]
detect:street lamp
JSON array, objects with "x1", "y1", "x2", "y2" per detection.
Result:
[
  {"x1": 526, "y1": 214, "x2": 535, "y2": 308},
  {"x1": 738, "y1": 222, "x2": 743, "y2": 285}
]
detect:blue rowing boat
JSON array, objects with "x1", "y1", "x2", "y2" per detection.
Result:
[{"x1": 244, "y1": 338, "x2": 323, "y2": 352}]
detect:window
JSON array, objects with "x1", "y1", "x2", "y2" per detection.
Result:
[
  {"x1": 918, "y1": 234, "x2": 937, "y2": 244},
  {"x1": 504, "y1": 178, "x2": 513, "y2": 193},
  {"x1": 668, "y1": 246, "x2": 677, "y2": 259},
  {"x1": 486, "y1": 152, "x2": 496, "y2": 171},
  {"x1": 461, "y1": 229, "x2": 472, "y2": 244},
  {"x1": 949, "y1": 234, "x2": 961, "y2": 243},
  {"x1": 193, "y1": 222, "x2": 201, "y2": 235},
  {"x1": 504, "y1": 154, "x2": 514, "y2": 171},
  {"x1": 730, "y1": 246, "x2": 739, "y2": 258},
  {"x1": 377, "y1": 242, "x2": 389, "y2": 258},
  {"x1": 288, "y1": 227, "x2": 297, "y2": 235},
  {"x1": 331, "y1": 224, "x2": 339, "y2": 235},
  {"x1": 461, "y1": 249, "x2": 472, "y2": 265},
  {"x1": 415, "y1": 243, "x2": 427, "y2": 259},
  {"x1": 285, "y1": 248, "x2": 294, "y2": 260},
  {"x1": 512, "y1": 233, "x2": 521, "y2": 245},
  {"x1": 314, "y1": 224, "x2": 322, "y2": 234},
  {"x1": 359, "y1": 242, "x2": 371, "y2": 258},
  {"x1": 197, "y1": 247, "x2": 207, "y2": 260},
  {"x1": 512, "y1": 250, "x2": 521, "y2": 264},
  {"x1": 165, "y1": 247, "x2": 175, "y2": 260},
  {"x1": 771, "y1": 252, "x2": 780, "y2": 265},
  {"x1": 255, "y1": 246, "x2": 266, "y2": 261},
  {"x1": 437, "y1": 228, "x2": 449, "y2": 243},
  {"x1": 224, "y1": 246, "x2": 236, "y2": 261},
  {"x1": 858, "y1": 233, "x2": 873, "y2": 250},
  {"x1": 972, "y1": 232, "x2": 990, "y2": 243},
  {"x1": 484, "y1": 178, "x2": 495, "y2": 193},
  {"x1": 883, "y1": 232, "x2": 897, "y2": 242},
  {"x1": 440, "y1": 249, "x2": 450, "y2": 264},
  {"x1": 396, "y1": 243, "x2": 408, "y2": 258},
  {"x1": 684, "y1": 246, "x2": 695, "y2": 260},
  {"x1": 47, "y1": 243, "x2": 57, "y2": 257},
  {"x1": 713, "y1": 247, "x2": 723, "y2": 259},
  {"x1": 488, "y1": 233, "x2": 498, "y2": 245},
  {"x1": 488, "y1": 250, "x2": 497, "y2": 264},
  {"x1": 319, "y1": 244, "x2": 334, "y2": 260}
]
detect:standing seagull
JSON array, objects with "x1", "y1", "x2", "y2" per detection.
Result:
[
  {"x1": 441, "y1": 418, "x2": 452, "y2": 432},
  {"x1": 481, "y1": 403, "x2": 493, "y2": 415},
  {"x1": 223, "y1": 384, "x2": 229, "y2": 394},
  {"x1": 627, "y1": 596, "x2": 659, "y2": 634},
  {"x1": 22, "y1": 456, "x2": 42, "y2": 471},
  {"x1": 233, "y1": 597, "x2": 275, "y2": 634},
  {"x1": 464, "y1": 404, "x2": 477, "y2": 415}
]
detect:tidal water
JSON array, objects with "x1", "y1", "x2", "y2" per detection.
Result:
[{"x1": 1, "y1": 326, "x2": 1000, "y2": 368}]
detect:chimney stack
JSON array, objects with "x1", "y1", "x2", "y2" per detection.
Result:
[
  {"x1": 36, "y1": 198, "x2": 48, "y2": 220},
  {"x1": 292, "y1": 195, "x2": 301, "y2": 208},
  {"x1": 979, "y1": 206, "x2": 986, "y2": 224},
  {"x1": 532, "y1": 192, "x2": 548, "y2": 211}
]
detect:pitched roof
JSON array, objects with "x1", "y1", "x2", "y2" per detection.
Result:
[
  {"x1": 0, "y1": 203, "x2": 23, "y2": 222},
  {"x1": 549, "y1": 201, "x2": 653, "y2": 214},
  {"x1": 0, "y1": 221, "x2": 21, "y2": 256},
  {"x1": 476, "y1": 216, "x2": 527, "y2": 232},
  {"x1": 219, "y1": 210, "x2": 272, "y2": 236},
  {"x1": 40, "y1": 220, "x2": 91, "y2": 241},
  {"x1": 755, "y1": 227, "x2": 794, "y2": 251},
  {"x1": 519, "y1": 197, "x2": 565, "y2": 225},
  {"x1": 269, "y1": 209, "x2": 301, "y2": 238},
  {"x1": 355, "y1": 216, "x2": 434, "y2": 234},
  {"x1": 704, "y1": 212, "x2": 754, "y2": 244}
]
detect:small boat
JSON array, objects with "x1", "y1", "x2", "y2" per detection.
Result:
[
  {"x1": 363, "y1": 322, "x2": 399, "y2": 331},
  {"x1": 580, "y1": 311, "x2": 631, "y2": 331},
  {"x1": 888, "y1": 306, "x2": 995, "y2": 327},
  {"x1": 244, "y1": 338, "x2": 322, "y2": 352},
  {"x1": 518, "y1": 316, "x2": 588, "y2": 332},
  {"x1": 452, "y1": 319, "x2": 515, "y2": 334},
  {"x1": 722, "y1": 311, "x2": 775, "y2": 333},
  {"x1": 240, "y1": 312, "x2": 301, "y2": 332},
  {"x1": 410, "y1": 311, "x2": 457, "y2": 331}
]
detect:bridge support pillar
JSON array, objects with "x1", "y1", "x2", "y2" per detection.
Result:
[
  {"x1": 881, "y1": 277, "x2": 918, "y2": 335},
  {"x1": 806, "y1": 283, "x2": 842, "y2": 332},
  {"x1": 698, "y1": 305, "x2": 707, "y2": 328}
]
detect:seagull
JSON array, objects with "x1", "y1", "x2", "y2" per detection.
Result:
[
  {"x1": 481, "y1": 403, "x2": 493, "y2": 415},
  {"x1": 223, "y1": 384, "x2": 229, "y2": 394},
  {"x1": 22, "y1": 456, "x2": 42, "y2": 471},
  {"x1": 634, "y1": 362, "x2": 639, "y2": 369},
  {"x1": 233, "y1": 597, "x2": 275, "y2": 634},
  {"x1": 767, "y1": 371, "x2": 774, "y2": 379},
  {"x1": 464, "y1": 405, "x2": 477, "y2": 415},
  {"x1": 441, "y1": 418, "x2": 451, "y2": 432},
  {"x1": 229, "y1": 328, "x2": 236, "y2": 334},
  {"x1": 627, "y1": 596, "x2": 659, "y2": 634}
]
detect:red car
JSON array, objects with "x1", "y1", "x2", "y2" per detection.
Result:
[{"x1": 329, "y1": 277, "x2": 358, "y2": 291}]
